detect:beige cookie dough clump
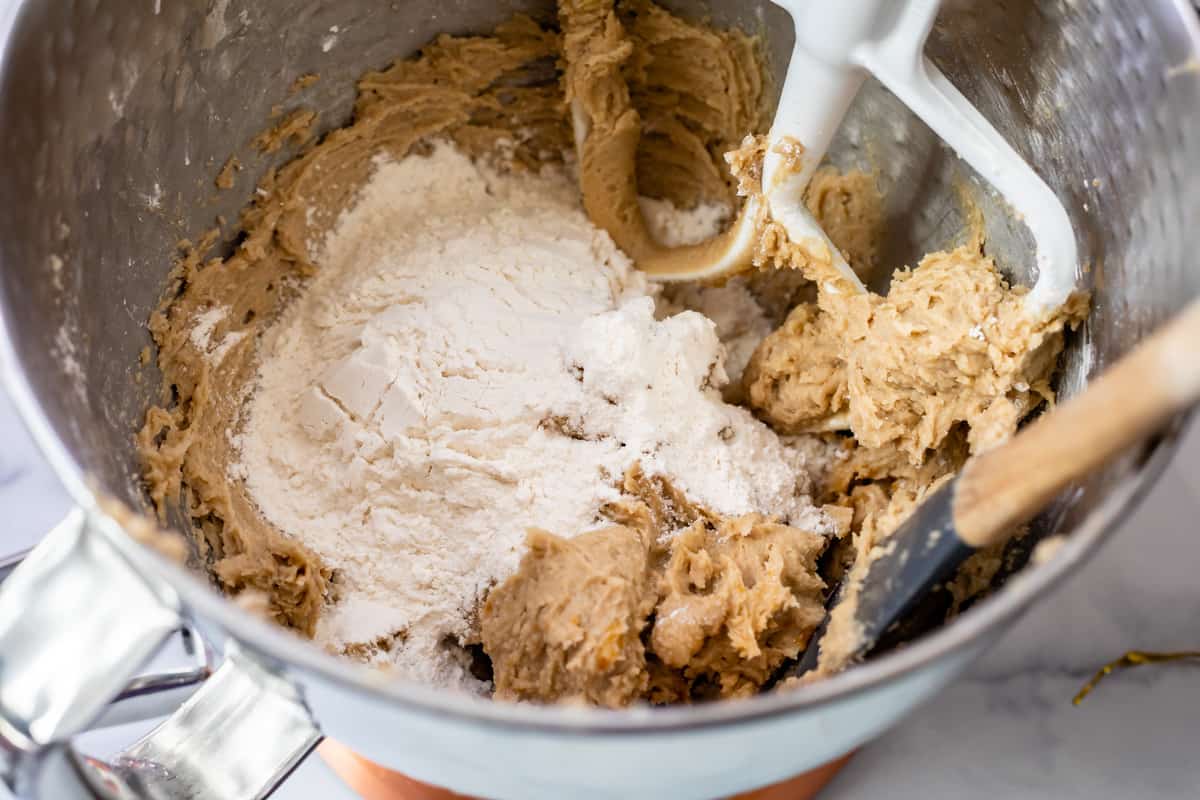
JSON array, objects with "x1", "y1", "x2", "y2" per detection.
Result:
[
  {"x1": 733, "y1": 129, "x2": 1089, "y2": 464},
  {"x1": 747, "y1": 248, "x2": 1089, "y2": 462},
  {"x1": 482, "y1": 468, "x2": 830, "y2": 707},
  {"x1": 480, "y1": 507, "x2": 660, "y2": 708}
]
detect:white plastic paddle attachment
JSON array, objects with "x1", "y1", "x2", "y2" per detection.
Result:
[{"x1": 571, "y1": 0, "x2": 1078, "y2": 317}]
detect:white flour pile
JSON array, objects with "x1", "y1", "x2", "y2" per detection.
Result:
[
  {"x1": 236, "y1": 142, "x2": 834, "y2": 689},
  {"x1": 641, "y1": 196, "x2": 776, "y2": 397}
]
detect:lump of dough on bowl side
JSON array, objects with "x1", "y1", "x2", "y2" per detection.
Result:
[{"x1": 482, "y1": 467, "x2": 830, "y2": 707}]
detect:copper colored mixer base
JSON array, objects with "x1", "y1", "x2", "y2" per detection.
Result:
[{"x1": 319, "y1": 740, "x2": 852, "y2": 799}]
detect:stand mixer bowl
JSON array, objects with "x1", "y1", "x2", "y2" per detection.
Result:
[{"x1": 0, "y1": 1, "x2": 1197, "y2": 798}]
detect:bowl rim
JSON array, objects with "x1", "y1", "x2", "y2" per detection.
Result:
[{"x1": 0, "y1": 0, "x2": 1197, "y2": 738}]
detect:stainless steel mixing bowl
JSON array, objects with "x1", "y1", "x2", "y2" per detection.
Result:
[{"x1": 0, "y1": 1, "x2": 1198, "y2": 798}]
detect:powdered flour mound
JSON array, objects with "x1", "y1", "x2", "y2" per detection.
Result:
[{"x1": 236, "y1": 142, "x2": 832, "y2": 688}]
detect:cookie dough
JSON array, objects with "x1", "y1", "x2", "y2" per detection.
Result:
[
  {"x1": 481, "y1": 504, "x2": 659, "y2": 708},
  {"x1": 482, "y1": 467, "x2": 829, "y2": 707},
  {"x1": 747, "y1": 247, "x2": 1089, "y2": 458},
  {"x1": 738, "y1": 132, "x2": 1089, "y2": 464}
]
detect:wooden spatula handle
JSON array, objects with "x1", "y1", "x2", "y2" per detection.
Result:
[{"x1": 955, "y1": 299, "x2": 1200, "y2": 547}]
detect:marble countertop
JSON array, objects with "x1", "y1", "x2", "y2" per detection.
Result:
[{"x1": 1, "y1": 385, "x2": 1198, "y2": 799}]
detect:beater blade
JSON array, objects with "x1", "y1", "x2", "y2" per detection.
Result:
[{"x1": 566, "y1": 0, "x2": 1078, "y2": 316}]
